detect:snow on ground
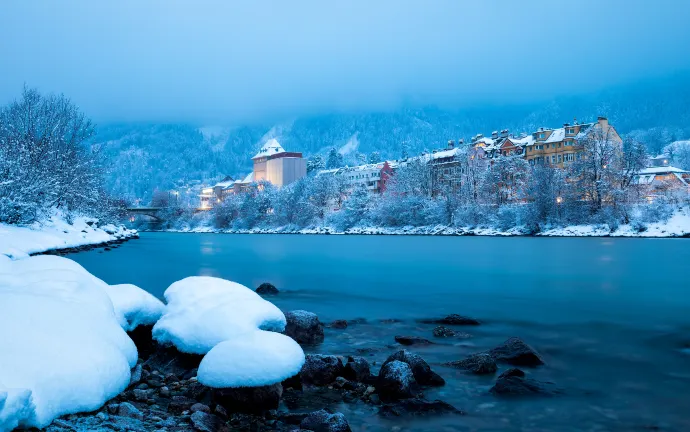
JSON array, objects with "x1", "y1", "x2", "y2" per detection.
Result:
[
  {"x1": 152, "y1": 277, "x2": 287, "y2": 355},
  {"x1": 164, "y1": 209, "x2": 690, "y2": 238},
  {"x1": 198, "y1": 330, "x2": 305, "y2": 388},
  {"x1": 0, "y1": 255, "x2": 137, "y2": 429},
  {"x1": 0, "y1": 212, "x2": 136, "y2": 260},
  {"x1": 105, "y1": 284, "x2": 166, "y2": 332}
]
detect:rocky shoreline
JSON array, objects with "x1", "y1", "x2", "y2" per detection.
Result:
[
  {"x1": 41, "y1": 296, "x2": 552, "y2": 432},
  {"x1": 33, "y1": 231, "x2": 140, "y2": 257}
]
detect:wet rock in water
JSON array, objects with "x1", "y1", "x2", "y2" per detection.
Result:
[
  {"x1": 214, "y1": 383, "x2": 283, "y2": 413},
  {"x1": 444, "y1": 353, "x2": 497, "y2": 375},
  {"x1": 300, "y1": 409, "x2": 352, "y2": 432},
  {"x1": 117, "y1": 402, "x2": 143, "y2": 420},
  {"x1": 432, "y1": 325, "x2": 471, "y2": 338},
  {"x1": 255, "y1": 282, "x2": 279, "y2": 295},
  {"x1": 284, "y1": 310, "x2": 325, "y2": 345},
  {"x1": 490, "y1": 368, "x2": 558, "y2": 396},
  {"x1": 342, "y1": 356, "x2": 371, "y2": 382},
  {"x1": 143, "y1": 345, "x2": 203, "y2": 378},
  {"x1": 328, "y1": 319, "x2": 349, "y2": 329},
  {"x1": 418, "y1": 314, "x2": 480, "y2": 326},
  {"x1": 190, "y1": 411, "x2": 228, "y2": 432},
  {"x1": 378, "y1": 398, "x2": 464, "y2": 417},
  {"x1": 382, "y1": 350, "x2": 445, "y2": 387},
  {"x1": 301, "y1": 354, "x2": 345, "y2": 386},
  {"x1": 191, "y1": 402, "x2": 211, "y2": 413},
  {"x1": 487, "y1": 337, "x2": 545, "y2": 366},
  {"x1": 395, "y1": 335, "x2": 434, "y2": 346},
  {"x1": 376, "y1": 360, "x2": 417, "y2": 401},
  {"x1": 379, "y1": 318, "x2": 402, "y2": 324}
]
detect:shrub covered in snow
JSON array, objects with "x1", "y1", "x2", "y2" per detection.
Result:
[
  {"x1": 152, "y1": 277, "x2": 288, "y2": 355},
  {"x1": 105, "y1": 284, "x2": 166, "y2": 331},
  {"x1": 0, "y1": 255, "x2": 137, "y2": 429}
]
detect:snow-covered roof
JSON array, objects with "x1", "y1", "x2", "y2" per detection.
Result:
[
  {"x1": 252, "y1": 138, "x2": 286, "y2": 160},
  {"x1": 545, "y1": 128, "x2": 566, "y2": 143},
  {"x1": 637, "y1": 166, "x2": 688, "y2": 175},
  {"x1": 214, "y1": 179, "x2": 235, "y2": 188},
  {"x1": 234, "y1": 172, "x2": 254, "y2": 184}
]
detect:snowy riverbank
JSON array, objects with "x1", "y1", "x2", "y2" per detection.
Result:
[
  {"x1": 0, "y1": 213, "x2": 138, "y2": 260},
  {"x1": 156, "y1": 207, "x2": 690, "y2": 238}
]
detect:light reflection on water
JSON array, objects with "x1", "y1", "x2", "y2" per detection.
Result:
[{"x1": 68, "y1": 233, "x2": 690, "y2": 431}]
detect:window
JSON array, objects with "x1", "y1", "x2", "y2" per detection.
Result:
[
  {"x1": 539, "y1": 133, "x2": 545, "y2": 139},
  {"x1": 564, "y1": 141, "x2": 571, "y2": 146},
  {"x1": 567, "y1": 127, "x2": 575, "y2": 135},
  {"x1": 558, "y1": 143, "x2": 561, "y2": 148},
  {"x1": 558, "y1": 155, "x2": 562, "y2": 163},
  {"x1": 551, "y1": 155, "x2": 556, "y2": 163},
  {"x1": 546, "y1": 144, "x2": 550, "y2": 149}
]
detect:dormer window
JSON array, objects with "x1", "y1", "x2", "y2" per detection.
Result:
[
  {"x1": 538, "y1": 133, "x2": 545, "y2": 139},
  {"x1": 566, "y1": 127, "x2": 576, "y2": 135}
]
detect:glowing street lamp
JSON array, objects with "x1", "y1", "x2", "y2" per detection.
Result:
[{"x1": 556, "y1": 196, "x2": 563, "y2": 204}]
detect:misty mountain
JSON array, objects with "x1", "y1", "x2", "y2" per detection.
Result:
[{"x1": 96, "y1": 73, "x2": 690, "y2": 202}]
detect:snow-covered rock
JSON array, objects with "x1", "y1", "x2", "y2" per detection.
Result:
[
  {"x1": 152, "y1": 277, "x2": 287, "y2": 355},
  {"x1": 198, "y1": 331, "x2": 304, "y2": 388},
  {"x1": 0, "y1": 212, "x2": 136, "y2": 259},
  {"x1": 0, "y1": 255, "x2": 137, "y2": 428},
  {"x1": 105, "y1": 284, "x2": 166, "y2": 331}
]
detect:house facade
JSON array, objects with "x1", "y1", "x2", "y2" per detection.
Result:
[
  {"x1": 252, "y1": 139, "x2": 307, "y2": 187},
  {"x1": 316, "y1": 161, "x2": 394, "y2": 193}
]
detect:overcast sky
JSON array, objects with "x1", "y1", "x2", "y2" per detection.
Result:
[{"x1": 1, "y1": 0, "x2": 689, "y2": 124}]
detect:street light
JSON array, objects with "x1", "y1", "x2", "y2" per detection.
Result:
[{"x1": 556, "y1": 196, "x2": 562, "y2": 220}]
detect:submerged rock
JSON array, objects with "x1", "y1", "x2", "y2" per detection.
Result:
[
  {"x1": 301, "y1": 354, "x2": 344, "y2": 386},
  {"x1": 213, "y1": 383, "x2": 283, "y2": 413},
  {"x1": 432, "y1": 326, "x2": 471, "y2": 338},
  {"x1": 376, "y1": 360, "x2": 417, "y2": 401},
  {"x1": 418, "y1": 314, "x2": 480, "y2": 326},
  {"x1": 300, "y1": 409, "x2": 352, "y2": 432},
  {"x1": 328, "y1": 319, "x2": 349, "y2": 329},
  {"x1": 378, "y1": 398, "x2": 464, "y2": 417},
  {"x1": 382, "y1": 350, "x2": 445, "y2": 387},
  {"x1": 395, "y1": 335, "x2": 434, "y2": 346},
  {"x1": 487, "y1": 337, "x2": 545, "y2": 366},
  {"x1": 342, "y1": 356, "x2": 371, "y2": 382},
  {"x1": 444, "y1": 353, "x2": 497, "y2": 375},
  {"x1": 284, "y1": 310, "x2": 325, "y2": 345},
  {"x1": 489, "y1": 368, "x2": 559, "y2": 396},
  {"x1": 255, "y1": 282, "x2": 279, "y2": 295}
]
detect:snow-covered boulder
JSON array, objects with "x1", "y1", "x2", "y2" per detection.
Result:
[
  {"x1": 105, "y1": 284, "x2": 166, "y2": 331},
  {"x1": 0, "y1": 255, "x2": 137, "y2": 429},
  {"x1": 152, "y1": 276, "x2": 287, "y2": 355},
  {"x1": 197, "y1": 330, "x2": 304, "y2": 388}
]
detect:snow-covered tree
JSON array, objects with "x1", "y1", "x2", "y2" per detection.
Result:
[
  {"x1": 0, "y1": 87, "x2": 116, "y2": 224},
  {"x1": 368, "y1": 151, "x2": 381, "y2": 164},
  {"x1": 326, "y1": 147, "x2": 344, "y2": 169},
  {"x1": 306, "y1": 154, "x2": 325, "y2": 175}
]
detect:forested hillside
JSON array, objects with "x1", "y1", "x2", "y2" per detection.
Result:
[{"x1": 96, "y1": 73, "x2": 690, "y2": 202}]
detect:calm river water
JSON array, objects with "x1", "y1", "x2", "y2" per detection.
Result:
[{"x1": 68, "y1": 233, "x2": 690, "y2": 432}]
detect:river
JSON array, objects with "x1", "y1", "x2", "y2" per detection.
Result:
[{"x1": 67, "y1": 232, "x2": 690, "y2": 431}]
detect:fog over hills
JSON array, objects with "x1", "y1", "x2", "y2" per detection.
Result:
[{"x1": 97, "y1": 73, "x2": 690, "y2": 202}]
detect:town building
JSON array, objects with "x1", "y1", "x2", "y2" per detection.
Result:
[
  {"x1": 252, "y1": 139, "x2": 307, "y2": 187},
  {"x1": 316, "y1": 161, "x2": 395, "y2": 193},
  {"x1": 634, "y1": 165, "x2": 690, "y2": 200},
  {"x1": 199, "y1": 139, "x2": 305, "y2": 208}
]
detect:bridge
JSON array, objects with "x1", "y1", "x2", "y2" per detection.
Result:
[
  {"x1": 126, "y1": 207, "x2": 211, "y2": 221},
  {"x1": 126, "y1": 207, "x2": 163, "y2": 221}
]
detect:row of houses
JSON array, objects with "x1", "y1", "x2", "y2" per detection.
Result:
[{"x1": 198, "y1": 117, "x2": 689, "y2": 208}]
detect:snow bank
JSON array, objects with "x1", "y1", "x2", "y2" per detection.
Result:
[
  {"x1": 0, "y1": 255, "x2": 137, "y2": 428},
  {"x1": 152, "y1": 277, "x2": 287, "y2": 355},
  {"x1": 105, "y1": 284, "x2": 166, "y2": 331},
  {"x1": 0, "y1": 212, "x2": 136, "y2": 259},
  {"x1": 197, "y1": 330, "x2": 305, "y2": 388}
]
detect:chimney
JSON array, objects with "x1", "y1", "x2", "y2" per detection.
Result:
[
  {"x1": 458, "y1": 138, "x2": 464, "y2": 145},
  {"x1": 563, "y1": 123, "x2": 570, "y2": 128},
  {"x1": 447, "y1": 140, "x2": 455, "y2": 149},
  {"x1": 491, "y1": 131, "x2": 499, "y2": 139},
  {"x1": 500, "y1": 129, "x2": 509, "y2": 138},
  {"x1": 573, "y1": 117, "x2": 578, "y2": 125},
  {"x1": 597, "y1": 116, "x2": 608, "y2": 129}
]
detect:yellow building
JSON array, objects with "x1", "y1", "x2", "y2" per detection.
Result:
[{"x1": 523, "y1": 117, "x2": 622, "y2": 168}]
